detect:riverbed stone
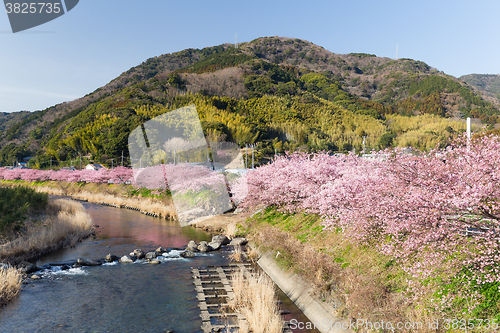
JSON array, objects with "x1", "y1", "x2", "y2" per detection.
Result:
[
  {"x1": 133, "y1": 249, "x2": 145, "y2": 259},
  {"x1": 119, "y1": 255, "x2": 134, "y2": 263},
  {"x1": 208, "y1": 241, "x2": 222, "y2": 251},
  {"x1": 186, "y1": 241, "x2": 198, "y2": 252},
  {"x1": 155, "y1": 247, "x2": 166, "y2": 254},
  {"x1": 148, "y1": 259, "x2": 160, "y2": 264},
  {"x1": 198, "y1": 243, "x2": 210, "y2": 252},
  {"x1": 30, "y1": 274, "x2": 41, "y2": 280},
  {"x1": 180, "y1": 250, "x2": 195, "y2": 258},
  {"x1": 145, "y1": 252, "x2": 157, "y2": 260},
  {"x1": 229, "y1": 237, "x2": 248, "y2": 246},
  {"x1": 18, "y1": 261, "x2": 38, "y2": 274},
  {"x1": 212, "y1": 235, "x2": 230, "y2": 245},
  {"x1": 77, "y1": 258, "x2": 101, "y2": 266},
  {"x1": 105, "y1": 254, "x2": 118, "y2": 262}
]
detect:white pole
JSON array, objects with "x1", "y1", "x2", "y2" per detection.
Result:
[
  {"x1": 252, "y1": 146, "x2": 255, "y2": 169},
  {"x1": 467, "y1": 117, "x2": 471, "y2": 141}
]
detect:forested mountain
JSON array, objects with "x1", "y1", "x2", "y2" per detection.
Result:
[
  {"x1": 1, "y1": 36, "x2": 499, "y2": 168},
  {"x1": 0, "y1": 111, "x2": 30, "y2": 132},
  {"x1": 460, "y1": 74, "x2": 500, "y2": 102}
]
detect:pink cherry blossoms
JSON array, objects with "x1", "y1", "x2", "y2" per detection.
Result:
[{"x1": 235, "y1": 134, "x2": 500, "y2": 313}]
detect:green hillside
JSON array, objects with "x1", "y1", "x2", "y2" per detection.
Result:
[
  {"x1": 0, "y1": 37, "x2": 497, "y2": 168},
  {"x1": 460, "y1": 74, "x2": 500, "y2": 101}
]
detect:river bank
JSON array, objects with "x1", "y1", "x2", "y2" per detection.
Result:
[
  {"x1": 0, "y1": 186, "x2": 94, "y2": 307},
  {"x1": 0, "y1": 180, "x2": 175, "y2": 220}
]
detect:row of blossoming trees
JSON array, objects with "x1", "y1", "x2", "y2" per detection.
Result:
[
  {"x1": 233, "y1": 135, "x2": 500, "y2": 316},
  {"x1": 0, "y1": 165, "x2": 228, "y2": 195},
  {"x1": 0, "y1": 166, "x2": 134, "y2": 184}
]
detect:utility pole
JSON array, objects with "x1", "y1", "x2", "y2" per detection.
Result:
[
  {"x1": 467, "y1": 117, "x2": 471, "y2": 149},
  {"x1": 80, "y1": 155, "x2": 82, "y2": 170},
  {"x1": 245, "y1": 144, "x2": 248, "y2": 169},
  {"x1": 362, "y1": 136, "x2": 367, "y2": 154},
  {"x1": 111, "y1": 158, "x2": 114, "y2": 169},
  {"x1": 50, "y1": 158, "x2": 52, "y2": 169},
  {"x1": 121, "y1": 151, "x2": 124, "y2": 167},
  {"x1": 252, "y1": 145, "x2": 255, "y2": 169}
]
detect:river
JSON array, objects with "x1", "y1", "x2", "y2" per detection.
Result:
[{"x1": 0, "y1": 201, "x2": 317, "y2": 333}]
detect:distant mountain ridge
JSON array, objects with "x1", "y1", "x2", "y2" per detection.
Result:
[
  {"x1": 460, "y1": 74, "x2": 500, "y2": 102},
  {"x1": 1, "y1": 36, "x2": 499, "y2": 167}
]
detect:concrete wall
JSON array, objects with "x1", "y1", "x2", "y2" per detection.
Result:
[{"x1": 258, "y1": 252, "x2": 353, "y2": 333}]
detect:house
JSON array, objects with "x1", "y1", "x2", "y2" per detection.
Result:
[
  {"x1": 60, "y1": 166, "x2": 76, "y2": 171},
  {"x1": 85, "y1": 164, "x2": 106, "y2": 171}
]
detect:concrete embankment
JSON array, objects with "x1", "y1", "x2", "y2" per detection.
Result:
[{"x1": 258, "y1": 252, "x2": 353, "y2": 333}]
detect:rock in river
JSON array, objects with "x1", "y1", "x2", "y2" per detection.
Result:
[
  {"x1": 133, "y1": 249, "x2": 146, "y2": 259},
  {"x1": 145, "y1": 252, "x2": 157, "y2": 260},
  {"x1": 17, "y1": 261, "x2": 38, "y2": 274},
  {"x1": 187, "y1": 240, "x2": 198, "y2": 252},
  {"x1": 77, "y1": 258, "x2": 101, "y2": 266},
  {"x1": 208, "y1": 242, "x2": 222, "y2": 251},
  {"x1": 119, "y1": 255, "x2": 134, "y2": 263},
  {"x1": 212, "y1": 235, "x2": 230, "y2": 245},
  {"x1": 229, "y1": 237, "x2": 248, "y2": 246},
  {"x1": 198, "y1": 243, "x2": 210, "y2": 252},
  {"x1": 105, "y1": 254, "x2": 118, "y2": 262},
  {"x1": 155, "y1": 247, "x2": 166, "y2": 254},
  {"x1": 180, "y1": 251, "x2": 195, "y2": 258}
]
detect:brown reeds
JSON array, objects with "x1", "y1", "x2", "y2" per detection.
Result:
[
  {"x1": 0, "y1": 199, "x2": 93, "y2": 263},
  {"x1": 228, "y1": 244, "x2": 245, "y2": 263},
  {"x1": 228, "y1": 268, "x2": 284, "y2": 333},
  {"x1": 0, "y1": 266, "x2": 22, "y2": 306}
]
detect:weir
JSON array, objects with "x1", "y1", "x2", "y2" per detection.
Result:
[{"x1": 192, "y1": 263, "x2": 292, "y2": 332}]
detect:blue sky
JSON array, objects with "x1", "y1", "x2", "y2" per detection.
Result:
[{"x1": 1, "y1": 0, "x2": 499, "y2": 112}]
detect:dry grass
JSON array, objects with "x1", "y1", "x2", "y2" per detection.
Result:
[
  {"x1": 228, "y1": 268, "x2": 283, "y2": 333},
  {"x1": 228, "y1": 244, "x2": 245, "y2": 263},
  {"x1": 0, "y1": 266, "x2": 22, "y2": 306},
  {"x1": 0, "y1": 199, "x2": 93, "y2": 263},
  {"x1": 224, "y1": 221, "x2": 239, "y2": 238},
  {"x1": 245, "y1": 245, "x2": 260, "y2": 263}
]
